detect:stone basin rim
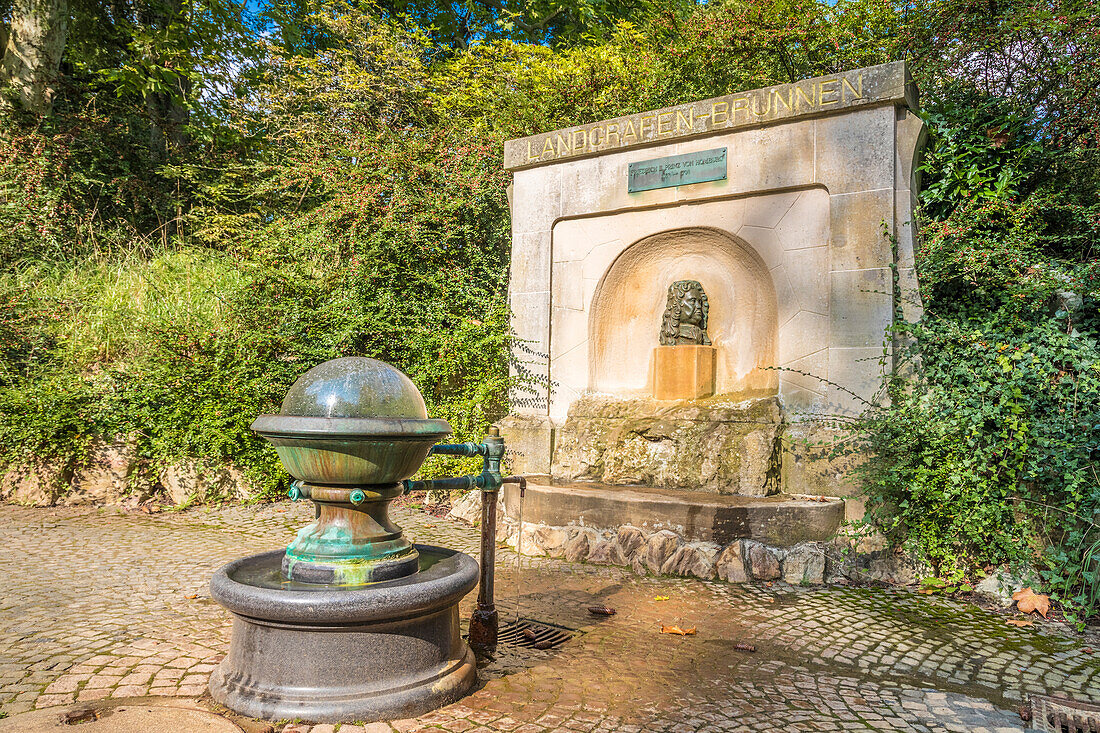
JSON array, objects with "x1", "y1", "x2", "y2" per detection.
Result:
[
  {"x1": 211, "y1": 545, "x2": 478, "y2": 624},
  {"x1": 251, "y1": 415, "x2": 452, "y2": 439}
]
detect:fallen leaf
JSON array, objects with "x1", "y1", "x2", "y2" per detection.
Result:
[
  {"x1": 918, "y1": 589, "x2": 938, "y2": 595},
  {"x1": 660, "y1": 625, "x2": 697, "y2": 636},
  {"x1": 653, "y1": 596, "x2": 670, "y2": 602},
  {"x1": 1083, "y1": 647, "x2": 1093, "y2": 654},
  {"x1": 1012, "y1": 587, "x2": 1051, "y2": 618},
  {"x1": 185, "y1": 594, "x2": 198, "y2": 599},
  {"x1": 1005, "y1": 618, "x2": 1033, "y2": 627},
  {"x1": 588, "y1": 606, "x2": 616, "y2": 616}
]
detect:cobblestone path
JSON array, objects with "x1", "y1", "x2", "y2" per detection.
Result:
[{"x1": 2, "y1": 503, "x2": 1098, "y2": 732}]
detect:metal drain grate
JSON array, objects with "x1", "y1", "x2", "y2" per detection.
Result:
[
  {"x1": 1031, "y1": 694, "x2": 1100, "y2": 733},
  {"x1": 497, "y1": 620, "x2": 573, "y2": 650}
]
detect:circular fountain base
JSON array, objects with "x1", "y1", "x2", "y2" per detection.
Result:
[{"x1": 208, "y1": 545, "x2": 479, "y2": 723}]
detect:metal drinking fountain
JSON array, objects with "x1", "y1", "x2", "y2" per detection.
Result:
[{"x1": 208, "y1": 356, "x2": 520, "y2": 722}]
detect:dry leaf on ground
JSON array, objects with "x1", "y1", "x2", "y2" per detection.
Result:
[
  {"x1": 1012, "y1": 587, "x2": 1050, "y2": 618},
  {"x1": 1005, "y1": 618, "x2": 1033, "y2": 627},
  {"x1": 654, "y1": 596, "x2": 670, "y2": 601},
  {"x1": 660, "y1": 625, "x2": 697, "y2": 636}
]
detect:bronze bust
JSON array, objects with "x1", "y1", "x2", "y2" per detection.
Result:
[{"x1": 660, "y1": 280, "x2": 711, "y2": 346}]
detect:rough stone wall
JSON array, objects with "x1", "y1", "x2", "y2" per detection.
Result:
[
  {"x1": 551, "y1": 394, "x2": 783, "y2": 496},
  {"x1": 448, "y1": 490, "x2": 924, "y2": 586},
  {"x1": 0, "y1": 439, "x2": 256, "y2": 507}
]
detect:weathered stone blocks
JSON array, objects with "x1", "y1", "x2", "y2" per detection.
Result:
[
  {"x1": 781, "y1": 543, "x2": 826, "y2": 585},
  {"x1": 714, "y1": 542, "x2": 748, "y2": 582},
  {"x1": 616, "y1": 525, "x2": 648, "y2": 560},
  {"x1": 587, "y1": 539, "x2": 626, "y2": 566},
  {"x1": 450, "y1": 491, "x2": 840, "y2": 587},
  {"x1": 157, "y1": 462, "x2": 253, "y2": 505},
  {"x1": 66, "y1": 437, "x2": 136, "y2": 506},
  {"x1": 638, "y1": 530, "x2": 682, "y2": 575},
  {"x1": 0, "y1": 458, "x2": 70, "y2": 506},
  {"x1": 552, "y1": 395, "x2": 783, "y2": 496},
  {"x1": 746, "y1": 541, "x2": 782, "y2": 581},
  {"x1": 564, "y1": 527, "x2": 599, "y2": 563},
  {"x1": 661, "y1": 542, "x2": 720, "y2": 580}
]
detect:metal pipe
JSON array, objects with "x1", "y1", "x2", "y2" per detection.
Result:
[
  {"x1": 428, "y1": 442, "x2": 484, "y2": 458},
  {"x1": 468, "y1": 486, "x2": 499, "y2": 657},
  {"x1": 403, "y1": 426, "x2": 519, "y2": 658},
  {"x1": 468, "y1": 473, "x2": 526, "y2": 658}
]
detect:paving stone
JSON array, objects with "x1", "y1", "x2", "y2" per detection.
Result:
[{"x1": 1, "y1": 503, "x2": 1095, "y2": 733}]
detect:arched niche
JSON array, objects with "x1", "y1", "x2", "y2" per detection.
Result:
[{"x1": 588, "y1": 227, "x2": 778, "y2": 397}]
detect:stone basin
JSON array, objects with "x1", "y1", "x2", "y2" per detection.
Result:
[
  {"x1": 209, "y1": 545, "x2": 478, "y2": 722},
  {"x1": 504, "y1": 476, "x2": 844, "y2": 547},
  {"x1": 210, "y1": 356, "x2": 480, "y2": 722}
]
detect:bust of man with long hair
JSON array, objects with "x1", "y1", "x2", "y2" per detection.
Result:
[{"x1": 659, "y1": 280, "x2": 711, "y2": 346}]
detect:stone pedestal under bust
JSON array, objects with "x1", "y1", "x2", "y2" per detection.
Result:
[{"x1": 653, "y1": 345, "x2": 716, "y2": 400}]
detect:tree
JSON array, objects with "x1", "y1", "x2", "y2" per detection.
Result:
[{"x1": 1, "y1": 0, "x2": 70, "y2": 114}]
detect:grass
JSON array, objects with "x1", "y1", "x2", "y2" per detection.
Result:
[{"x1": 2, "y1": 249, "x2": 246, "y2": 367}]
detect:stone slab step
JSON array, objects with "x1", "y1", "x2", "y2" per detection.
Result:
[{"x1": 502, "y1": 477, "x2": 843, "y2": 547}]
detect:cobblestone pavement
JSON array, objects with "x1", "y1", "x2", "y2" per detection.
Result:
[{"x1": 2, "y1": 503, "x2": 1099, "y2": 732}]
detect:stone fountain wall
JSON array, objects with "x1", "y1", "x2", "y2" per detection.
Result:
[{"x1": 502, "y1": 61, "x2": 926, "y2": 506}]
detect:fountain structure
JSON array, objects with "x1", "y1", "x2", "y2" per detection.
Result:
[{"x1": 209, "y1": 357, "x2": 512, "y2": 723}]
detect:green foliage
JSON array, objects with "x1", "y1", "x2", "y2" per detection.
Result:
[
  {"x1": 919, "y1": 571, "x2": 973, "y2": 596},
  {"x1": 850, "y1": 0, "x2": 1100, "y2": 621},
  {"x1": 0, "y1": 6, "x2": 513, "y2": 495},
  {"x1": 918, "y1": 101, "x2": 1039, "y2": 220}
]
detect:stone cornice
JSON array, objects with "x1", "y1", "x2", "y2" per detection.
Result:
[{"x1": 504, "y1": 61, "x2": 916, "y2": 171}]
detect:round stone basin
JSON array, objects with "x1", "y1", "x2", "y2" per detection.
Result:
[{"x1": 209, "y1": 544, "x2": 479, "y2": 722}]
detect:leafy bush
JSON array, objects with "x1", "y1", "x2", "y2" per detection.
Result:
[{"x1": 853, "y1": 79, "x2": 1100, "y2": 622}]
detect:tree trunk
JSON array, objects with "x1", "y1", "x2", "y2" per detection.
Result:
[
  {"x1": 1, "y1": 0, "x2": 70, "y2": 115},
  {"x1": 135, "y1": 0, "x2": 188, "y2": 161}
]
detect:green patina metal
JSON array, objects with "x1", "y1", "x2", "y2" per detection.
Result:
[
  {"x1": 627, "y1": 147, "x2": 727, "y2": 192},
  {"x1": 407, "y1": 430, "x2": 505, "y2": 494},
  {"x1": 252, "y1": 356, "x2": 509, "y2": 586}
]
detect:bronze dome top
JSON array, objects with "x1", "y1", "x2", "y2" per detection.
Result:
[
  {"x1": 251, "y1": 356, "x2": 450, "y2": 448},
  {"x1": 279, "y1": 357, "x2": 429, "y2": 419}
]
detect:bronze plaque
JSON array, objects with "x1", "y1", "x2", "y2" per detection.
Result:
[{"x1": 627, "y1": 148, "x2": 728, "y2": 192}]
